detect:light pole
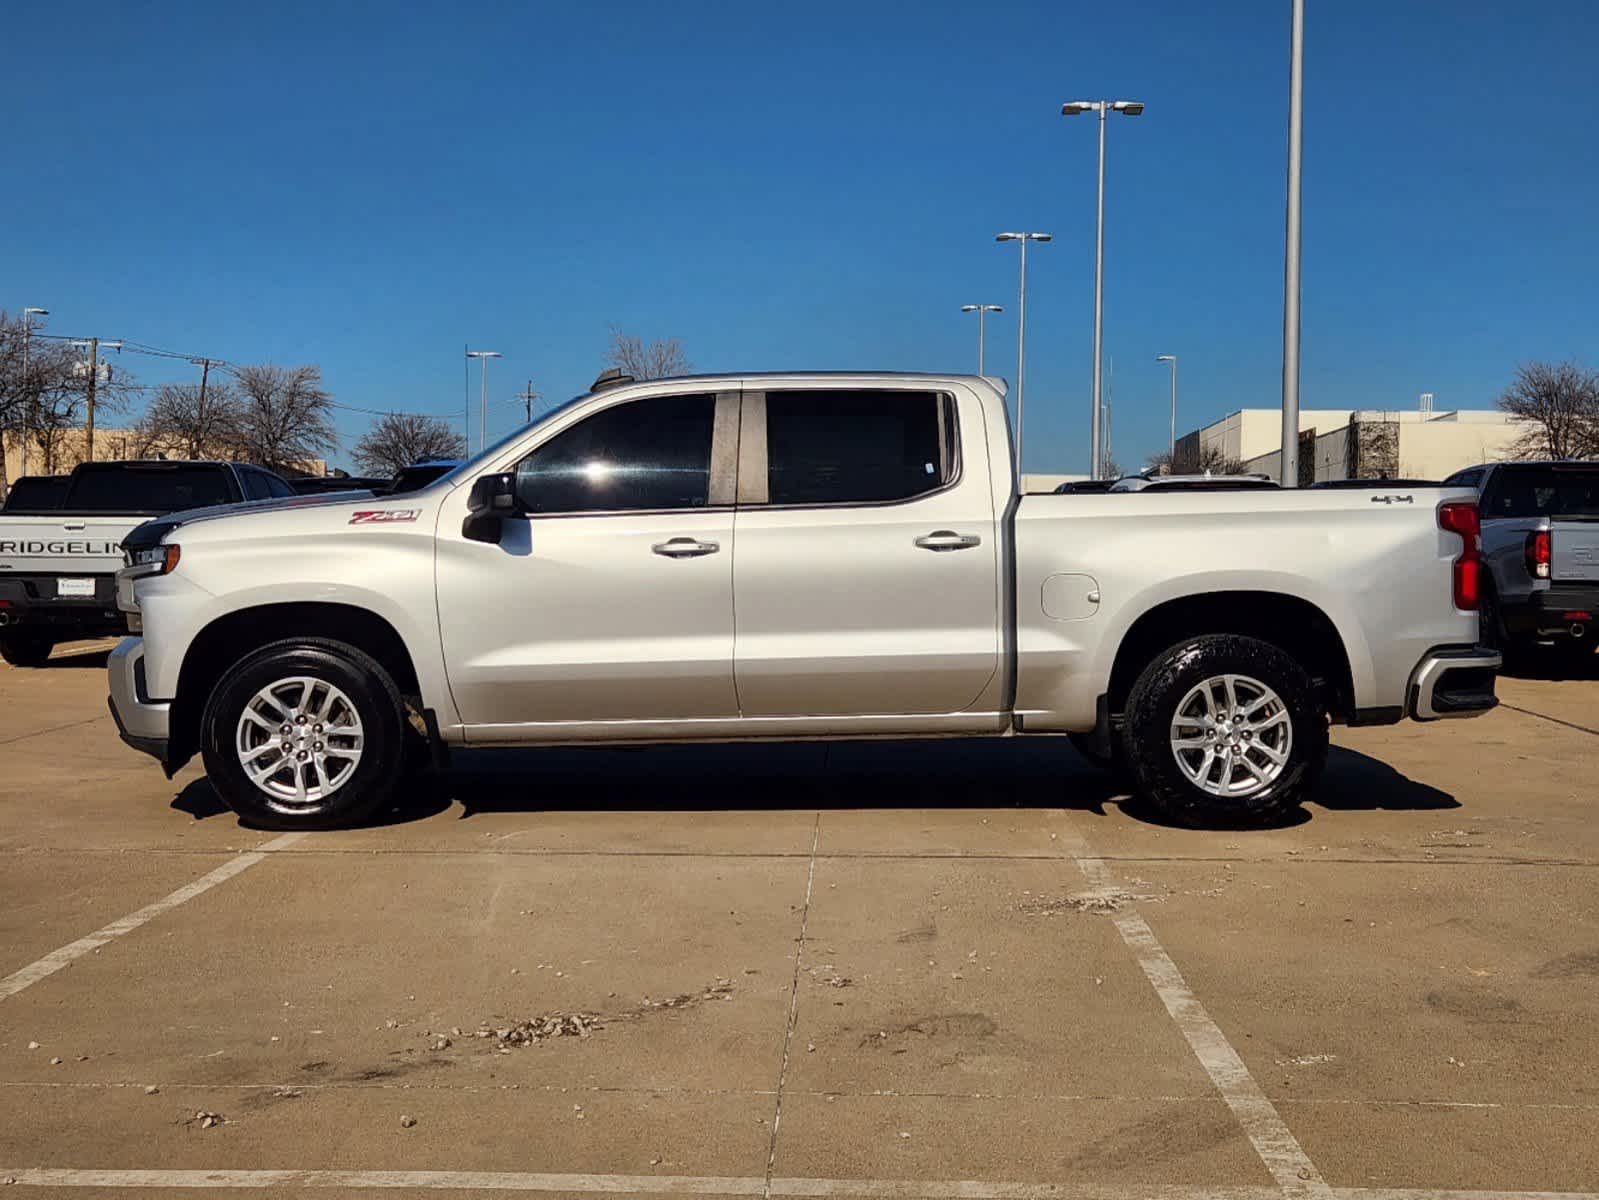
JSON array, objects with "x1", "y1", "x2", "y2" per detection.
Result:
[
  {"x1": 465, "y1": 350, "x2": 502, "y2": 454},
  {"x1": 1062, "y1": 99, "x2": 1144, "y2": 477},
  {"x1": 17, "y1": 307, "x2": 49, "y2": 478},
  {"x1": 1279, "y1": 0, "x2": 1305, "y2": 486},
  {"x1": 959, "y1": 304, "x2": 1004, "y2": 376},
  {"x1": 1156, "y1": 354, "x2": 1178, "y2": 459},
  {"x1": 995, "y1": 233, "x2": 1050, "y2": 472}
]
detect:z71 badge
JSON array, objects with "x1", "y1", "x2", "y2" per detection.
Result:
[{"x1": 348, "y1": 510, "x2": 421, "y2": 524}]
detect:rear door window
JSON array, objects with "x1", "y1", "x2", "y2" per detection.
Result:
[
  {"x1": 761, "y1": 390, "x2": 952, "y2": 506},
  {"x1": 241, "y1": 469, "x2": 273, "y2": 500}
]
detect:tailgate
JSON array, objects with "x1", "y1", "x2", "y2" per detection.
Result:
[
  {"x1": 0, "y1": 516, "x2": 137, "y2": 575},
  {"x1": 1552, "y1": 520, "x2": 1599, "y2": 582}
]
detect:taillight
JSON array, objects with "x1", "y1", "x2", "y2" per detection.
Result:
[
  {"x1": 1438, "y1": 501, "x2": 1481, "y2": 611},
  {"x1": 1525, "y1": 529, "x2": 1551, "y2": 580}
]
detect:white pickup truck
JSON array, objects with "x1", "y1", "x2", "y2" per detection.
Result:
[
  {"x1": 110, "y1": 371, "x2": 1500, "y2": 830},
  {"x1": 1, "y1": 460, "x2": 298, "y2": 665}
]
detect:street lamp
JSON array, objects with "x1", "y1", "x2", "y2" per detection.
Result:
[
  {"x1": 1156, "y1": 354, "x2": 1178, "y2": 458},
  {"x1": 465, "y1": 350, "x2": 502, "y2": 454},
  {"x1": 1280, "y1": 0, "x2": 1306, "y2": 486},
  {"x1": 995, "y1": 233, "x2": 1051, "y2": 473},
  {"x1": 959, "y1": 304, "x2": 1003, "y2": 376},
  {"x1": 1062, "y1": 98, "x2": 1144, "y2": 477},
  {"x1": 18, "y1": 307, "x2": 48, "y2": 478}
]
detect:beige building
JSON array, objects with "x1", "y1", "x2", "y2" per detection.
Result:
[{"x1": 1180, "y1": 407, "x2": 1528, "y2": 483}]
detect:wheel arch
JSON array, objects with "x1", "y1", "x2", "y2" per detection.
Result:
[
  {"x1": 168, "y1": 602, "x2": 421, "y2": 772},
  {"x1": 1105, "y1": 590, "x2": 1357, "y2": 724}
]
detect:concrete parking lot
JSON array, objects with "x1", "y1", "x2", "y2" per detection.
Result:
[{"x1": 2, "y1": 642, "x2": 1596, "y2": 1198}]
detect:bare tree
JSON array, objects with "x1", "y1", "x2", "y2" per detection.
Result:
[
  {"x1": 1497, "y1": 360, "x2": 1599, "y2": 460},
  {"x1": 0, "y1": 314, "x2": 136, "y2": 481},
  {"x1": 233, "y1": 364, "x2": 337, "y2": 473},
  {"x1": 353, "y1": 412, "x2": 468, "y2": 476},
  {"x1": 133, "y1": 381, "x2": 245, "y2": 461},
  {"x1": 1145, "y1": 444, "x2": 1246, "y2": 476},
  {"x1": 603, "y1": 325, "x2": 691, "y2": 380}
]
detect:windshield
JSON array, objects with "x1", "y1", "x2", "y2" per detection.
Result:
[
  {"x1": 435, "y1": 393, "x2": 591, "y2": 488},
  {"x1": 1485, "y1": 465, "x2": 1599, "y2": 520}
]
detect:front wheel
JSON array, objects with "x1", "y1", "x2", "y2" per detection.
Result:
[
  {"x1": 200, "y1": 638, "x2": 409, "y2": 830},
  {"x1": 1120, "y1": 634, "x2": 1328, "y2": 829}
]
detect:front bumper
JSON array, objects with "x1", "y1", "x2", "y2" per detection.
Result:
[
  {"x1": 106, "y1": 636, "x2": 171, "y2": 765},
  {"x1": 1407, "y1": 646, "x2": 1502, "y2": 720}
]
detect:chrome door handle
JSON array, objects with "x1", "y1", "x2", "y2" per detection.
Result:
[
  {"x1": 914, "y1": 530, "x2": 982, "y2": 552},
  {"x1": 652, "y1": 537, "x2": 720, "y2": 558}
]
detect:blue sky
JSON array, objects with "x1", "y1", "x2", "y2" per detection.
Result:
[{"x1": 4, "y1": 0, "x2": 1596, "y2": 473}]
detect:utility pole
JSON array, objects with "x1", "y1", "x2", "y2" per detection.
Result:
[
  {"x1": 84, "y1": 338, "x2": 99, "y2": 463},
  {"x1": 193, "y1": 358, "x2": 213, "y2": 439},
  {"x1": 76, "y1": 338, "x2": 121, "y2": 464},
  {"x1": 515, "y1": 380, "x2": 540, "y2": 424}
]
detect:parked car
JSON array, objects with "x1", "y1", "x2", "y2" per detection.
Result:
[
  {"x1": 1052, "y1": 479, "x2": 1116, "y2": 494},
  {"x1": 1109, "y1": 473, "x2": 1279, "y2": 493},
  {"x1": 387, "y1": 459, "x2": 462, "y2": 495},
  {"x1": 289, "y1": 475, "x2": 388, "y2": 495},
  {"x1": 111, "y1": 371, "x2": 1498, "y2": 830},
  {"x1": 0, "y1": 460, "x2": 294, "y2": 666},
  {"x1": 1443, "y1": 461, "x2": 1599, "y2": 656},
  {"x1": 2, "y1": 475, "x2": 71, "y2": 512}
]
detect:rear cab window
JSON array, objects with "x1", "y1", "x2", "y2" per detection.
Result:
[
  {"x1": 1482, "y1": 465, "x2": 1599, "y2": 520},
  {"x1": 63, "y1": 464, "x2": 235, "y2": 513}
]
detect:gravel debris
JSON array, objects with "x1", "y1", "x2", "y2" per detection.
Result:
[
  {"x1": 399, "y1": 1114, "x2": 417, "y2": 1128},
  {"x1": 483, "y1": 1012, "x2": 604, "y2": 1046},
  {"x1": 190, "y1": 1111, "x2": 224, "y2": 1130},
  {"x1": 144, "y1": 1085, "x2": 160, "y2": 1095},
  {"x1": 1017, "y1": 890, "x2": 1159, "y2": 916}
]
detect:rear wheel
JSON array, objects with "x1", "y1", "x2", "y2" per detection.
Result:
[
  {"x1": 0, "y1": 631, "x2": 55, "y2": 668},
  {"x1": 200, "y1": 638, "x2": 408, "y2": 830},
  {"x1": 1121, "y1": 634, "x2": 1327, "y2": 829}
]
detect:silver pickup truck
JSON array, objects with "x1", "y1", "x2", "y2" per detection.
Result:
[
  {"x1": 110, "y1": 371, "x2": 1499, "y2": 830},
  {"x1": 1443, "y1": 461, "x2": 1599, "y2": 659},
  {"x1": 0, "y1": 460, "x2": 297, "y2": 666}
]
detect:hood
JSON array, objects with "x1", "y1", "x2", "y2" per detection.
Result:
[{"x1": 120, "y1": 490, "x2": 378, "y2": 554}]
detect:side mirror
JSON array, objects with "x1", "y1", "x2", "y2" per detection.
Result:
[{"x1": 463, "y1": 473, "x2": 520, "y2": 543}]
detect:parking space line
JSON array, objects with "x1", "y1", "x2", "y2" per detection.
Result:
[
  {"x1": 1055, "y1": 818, "x2": 1329, "y2": 1199},
  {"x1": 0, "y1": 832, "x2": 306, "y2": 1002},
  {"x1": 1, "y1": 1169, "x2": 1594, "y2": 1200},
  {"x1": 763, "y1": 814, "x2": 822, "y2": 1199},
  {"x1": 1502, "y1": 702, "x2": 1599, "y2": 738}
]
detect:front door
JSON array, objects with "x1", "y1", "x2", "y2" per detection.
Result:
[
  {"x1": 731, "y1": 386, "x2": 1001, "y2": 717},
  {"x1": 436, "y1": 390, "x2": 740, "y2": 730}
]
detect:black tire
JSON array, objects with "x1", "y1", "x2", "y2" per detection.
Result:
[
  {"x1": 0, "y1": 632, "x2": 55, "y2": 668},
  {"x1": 1068, "y1": 732, "x2": 1133, "y2": 790},
  {"x1": 1120, "y1": 634, "x2": 1328, "y2": 829},
  {"x1": 200, "y1": 638, "x2": 408, "y2": 830},
  {"x1": 1478, "y1": 583, "x2": 1504, "y2": 651}
]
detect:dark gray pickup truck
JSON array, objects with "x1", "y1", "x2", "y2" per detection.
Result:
[{"x1": 1444, "y1": 461, "x2": 1599, "y2": 658}]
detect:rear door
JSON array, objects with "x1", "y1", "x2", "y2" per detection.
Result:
[{"x1": 730, "y1": 385, "x2": 1001, "y2": 717}]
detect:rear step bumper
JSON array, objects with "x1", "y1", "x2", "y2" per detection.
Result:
[{"x1": 1408, "y1": 646, "x2": 1502, "y2": 721}]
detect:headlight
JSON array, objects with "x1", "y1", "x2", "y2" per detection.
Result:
[{"x1": 131, "y1": 544, "x2": 182, "y2": 575}]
